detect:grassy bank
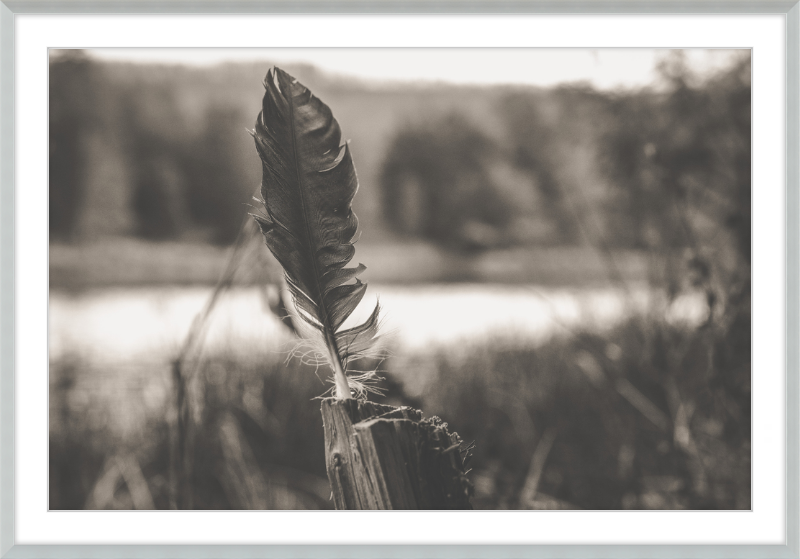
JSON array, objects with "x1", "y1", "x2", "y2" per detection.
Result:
[
  {"x1": 50, "y1": 307, "x2": 749, "y2": 510},
  {"x1": 50, "y1": 238, "x2": 650, "y2": 290}
]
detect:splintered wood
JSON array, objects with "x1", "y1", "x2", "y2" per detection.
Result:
[{"x1": 320, "y1": 399, "x2": 473, "y2": 510}]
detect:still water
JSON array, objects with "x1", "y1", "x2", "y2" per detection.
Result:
[{"x1": 49, "y1": 284, "x2": 706, "y2": 363}]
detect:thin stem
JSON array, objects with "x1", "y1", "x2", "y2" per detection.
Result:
[{"x1": 325, "y1": 330, "x2": 351, "y2": 399}]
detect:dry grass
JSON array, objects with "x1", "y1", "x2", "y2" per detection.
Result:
[{"x1": 49, "y1": 307, "x2": 749, "y2": 510}]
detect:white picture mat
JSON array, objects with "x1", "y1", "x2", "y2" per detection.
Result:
[{"x1": 16, "y1": 13, "x2": 786, "y2": 545}]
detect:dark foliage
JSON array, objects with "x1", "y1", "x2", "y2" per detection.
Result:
[
  {"x1": 49, "y1": 51, "x2": 99, "y2": 240},
  {"x1": 415, "y1": 315, "x2": 750, "y2": 510},
  {"x1": 380, "y1": 114, "x2": 514, "y2": 251}
]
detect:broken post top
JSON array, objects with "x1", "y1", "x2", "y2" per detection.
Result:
[{"x1": 321, "y1": 398, "x2": 473, "y2": 510}]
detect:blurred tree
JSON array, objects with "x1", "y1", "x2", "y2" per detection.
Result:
[
  {"x1": 497, "y1": 92, "x2": 582, "y2": 245},
  {"x1": 182, "y1": 105, "x2": 256, "y2": 245},
  {"x1": 600, "y1": 52, "x2": 751, "y2": 305},
  {"x1": 119, "y1": 84, "x2": 190, "y2": 240},
  {"x1": 116, "y1": 85, "x2": 256, "y2": 243},
  {"x1": 49, "y1": 50, "x2": 99, "y2": 240},
  {"x1": 709, "y1": 56, "x2": 751, "y2": 266},
  {"x1": 379, "y1": 114, "x2": 514, "y2": 251},
  {"x1": 130, "y1": 146, "x2": 188, "y2": 240},
  {"x1": 497, "y1": 85, "x2": 624, "y2": 248},
  {"x1": 597, "y1": 54, "x2": 752, "y2": 494}
]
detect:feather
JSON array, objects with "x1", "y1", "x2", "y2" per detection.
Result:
[{"x1": 252, "y1": 67, "x2": 381, "y2": 399}]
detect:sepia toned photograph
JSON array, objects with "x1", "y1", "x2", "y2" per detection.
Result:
[{"x1": 49, "y1": 48, "x2": 751, "y2": 511}]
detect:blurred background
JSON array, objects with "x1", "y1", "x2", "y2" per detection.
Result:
[{"x1": 49, "y1": 48, "x2": 751, "y2": 511}]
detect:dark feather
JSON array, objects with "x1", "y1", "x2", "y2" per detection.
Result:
[{"x1": 252, "y1": 67, "x2": 380, "y2": 399}]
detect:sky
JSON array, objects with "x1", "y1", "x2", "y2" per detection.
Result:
[{"x1": 87, "y1": 48, "x2": 744, "y2": 90}]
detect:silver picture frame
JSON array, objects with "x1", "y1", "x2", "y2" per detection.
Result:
[{"x1": 1, "y1": 2, "x2": 797, "y2": 557}]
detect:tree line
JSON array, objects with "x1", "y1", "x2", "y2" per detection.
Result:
[{"x1": 50, "y1": 50, "x2": 750, "y2": 284}]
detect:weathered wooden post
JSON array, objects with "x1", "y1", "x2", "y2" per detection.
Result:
[{"x1": 321, "y1": 399, "x2": 473, "y2": 509}]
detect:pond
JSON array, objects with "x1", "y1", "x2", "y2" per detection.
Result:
[{"x1": 49, "y1": 283, "x2": 707, "y2": 364}]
